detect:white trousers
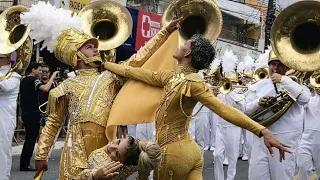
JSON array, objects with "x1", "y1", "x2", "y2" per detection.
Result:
[
  {"x1": 249, "y1": 131, "x2": 301, "y2": 180},
  {"x1": 239, "y1": 129, "x2": 254, "y2": 157},
  {"x1": 0, "y1": 107, "x2": 16, "y2": 180},
  {"x1": 204, "y1": 113, "x2": 216, "y2": 147},
  {"x1": 214, "y1": 126, "x2": 242, "y2": 180},
  {"x1": 136, "y1": 122, "x2": 155, "y2": 141},
  {"x1": 297, "y1": 130, "x2": 320, "y2": 180},
  {"x1": 189, "y1": 112, "x2": 209, "y2": 153}
]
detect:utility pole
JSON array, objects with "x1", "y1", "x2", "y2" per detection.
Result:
[{"x1": 264, "y1": 0, "x2": 276, "y2": 50}]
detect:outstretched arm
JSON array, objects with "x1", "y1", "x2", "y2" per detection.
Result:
[
  {"x1": 191, "y1": 82, "x2": 291, "y2": 161},
  {"x1": 104, "y1": 62, "x2": 173, "y2": 88},
  {"x1": 34, "y1": 86, "x2": 68, "y2": 177}
]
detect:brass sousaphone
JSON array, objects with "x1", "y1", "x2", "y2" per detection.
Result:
[
  {"x1": 0, "y1": 5, "x2": 33, "y2": 80},
  {"x1": 250, "y1": 0, "x2": 320, "y2": 127},
  {"x1": 161, "y1": 0, "x2": 223, "y2": 44},
  {"x1": 271, "y1": 0, "x2": 320, "y2": 72},
  {"x1": 78, "y1": 0, "x2": 133, "y2": 62}
]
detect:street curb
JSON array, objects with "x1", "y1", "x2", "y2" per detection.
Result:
[{"x1": 12, "y1": 141, "x2": 65, "y2": 156}]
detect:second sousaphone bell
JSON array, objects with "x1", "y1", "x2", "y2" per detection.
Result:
[
  {"x1": 271, "y1": 0, "x2": 320, "y2": 72},
  {"x1": 161, "y1": 0, "x2": 223, "y2": 44},
  {"x1": 79, "y1": 0, "x2": 133, "y2": 51}
]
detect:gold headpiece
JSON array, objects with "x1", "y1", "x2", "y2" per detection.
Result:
[
  {"x1": 268, "y1": 50, "x2": 278, "y2": 64},
  {"x1": 54, "y1": 28, "x2": 99, "y2": 67}
]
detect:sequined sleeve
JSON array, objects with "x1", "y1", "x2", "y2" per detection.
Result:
[
  {"x1": 35, "y1": 85, "x2": 68, "y2": 160},
  {"x1": 191, "y1": 81, "x2": 265, "y2": 137},
  {"x1": 120, "y1": 28, "x2": 170, "y2": 67},
  {"x1": 104, "y1": 62, "x2": 173, "y2": 87}
]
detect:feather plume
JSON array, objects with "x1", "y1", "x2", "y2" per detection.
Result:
[
  {"x1": 20, "y1": 1, "x2": 82, "y2": 52},
  {"x1": 238, "y1": 53, "x2": 255, "y2": 73},
  {"x1": 255, "y1": 49, "x2": 270, "y2": 70},
  {"x1": 255, "y1": 46, "x2": 272, "y2": 70},
  {"x1": 222, "y1": 49, "x2": 238, "y2": 76},
  {"x1": 211, "y1": 57, "x2": 221, "y2": 70}
]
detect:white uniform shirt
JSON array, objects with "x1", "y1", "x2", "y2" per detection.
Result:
[
  {"x1": 216, "y1": 89, "x2": 245, "y2": 127},
  {"x1": 0, "y1": 65, "x2": 20, "y2": 107},
  {"x1": 304, "y1": 93, "x2": 320, "y2": 131},
  {"x1": 245, "y1": 76, "x2": 310, "y2": 134}
]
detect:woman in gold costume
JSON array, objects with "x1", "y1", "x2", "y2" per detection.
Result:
[
  {"x1": 77, "y1": 136, "x2": 161, "y2": 180},
  {"x1": 103, "y1": 35, "x2": 291, "y2": 179}
]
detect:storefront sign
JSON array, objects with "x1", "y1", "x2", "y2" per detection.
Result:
[{"x1": 135, "y1": 10, "x2": 161, "y2": 51}]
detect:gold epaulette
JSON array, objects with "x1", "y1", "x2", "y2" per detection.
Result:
[{"x1": 185, "y1": 73, "x2": 205, "y2": 82}]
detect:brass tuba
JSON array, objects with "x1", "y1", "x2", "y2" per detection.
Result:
[
  {"x1": 78, "y1": 0, "x2": 133, "y2": 62},
  {"x1": 270, "y1": 0, "x2": 320, "y2": 72},
  {"x1": 161, "y1": 0, "x2": 223, "y2": 44},
  {"x1": 0, "y1": 5, "x2": 33, "y2": 80}
]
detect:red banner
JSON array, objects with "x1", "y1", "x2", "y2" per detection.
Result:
[{"x1": 135, "y1": 9, "x2": 161, "y2": 51}]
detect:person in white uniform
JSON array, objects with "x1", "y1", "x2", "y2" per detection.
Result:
[
  {"x1": 237, "y1": 54, "x2": 255, "y2": 161},
  {"x1": 0, "y1": 54, "x2": 21, "y2": 180},
  {"x1": 214, "y1": 50, "x2": 244, "y2": 180},
  {"x1": 189, "y1": 102, "x2": 211, "y2": 154},
  {"x1": 297, "y1": 86, "x2": 320, "y2": 180},
  {"x1": 245, "y1": 50, "x2": 310, "y2": 180},
  {"x1": 188, "y1": 71, "x2": 211, "y2": 154}
]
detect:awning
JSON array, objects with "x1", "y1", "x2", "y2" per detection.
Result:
[{"x1": 214, "y1": 0, "x2": 261, "y2": 24}]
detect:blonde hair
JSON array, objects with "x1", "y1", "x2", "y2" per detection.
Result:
[{"x1": 125, "y1": 136, "x2": 161, "y2": 179}]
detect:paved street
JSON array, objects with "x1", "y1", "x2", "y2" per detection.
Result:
[
  {"x1": 10, "y1": 149, "x2": 251, "y2": 180},
  {"x1": 9, "y1": 145, "x2": 317, "y2": 180}
]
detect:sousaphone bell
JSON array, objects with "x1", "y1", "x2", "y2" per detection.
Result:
[
  {"x1": 161, "y1": 0, "x2": 223, "y2": 44},
  {"x1": 78, "y1": 0, "x2": 133, "y2": 62},
  {"x1": 271, "y1": 0, "x2": 320, "y2": 72},
  {"x1": 0, "y1": 5, "x2": 33, "y2": 80}
]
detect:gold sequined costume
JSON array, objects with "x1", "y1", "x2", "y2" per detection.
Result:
[
  {"x1": 77, "y1": 147, "x2": 138, "y2": 180},
  {"x1": 103, "y1": 62, "x2": 265, "y2": 180},
  {"x1": 35, "y1": 28, "x2": 170, "y2": 179}
]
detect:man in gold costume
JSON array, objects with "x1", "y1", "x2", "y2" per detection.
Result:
[
  {"x1": 103, "y1": 35, "x2": 291, "y2": 180},
  {"x1": 34, "y1": 19, "x2": 180, "y2": 179}
]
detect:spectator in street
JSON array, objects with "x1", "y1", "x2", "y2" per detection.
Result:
[
  {"x1": 0, "y1": 53, "x2": 21, "y2": 180},
  {"x1": 38, "y1": 65, "x2": 58, "y2": 135},
  {"x1": 19, "y1": 63, "x2": 58, "y2": 171}
]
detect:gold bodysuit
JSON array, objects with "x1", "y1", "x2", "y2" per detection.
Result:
[
  {"x1": 103, "y1": 62, "x2": 265, "y2": 180},
  {"x1": 77, "y1": 147, "x2": 138, "y2": 180},
  {"x1": 35, "y1": 28, "x2": 170, "y2": 180}
]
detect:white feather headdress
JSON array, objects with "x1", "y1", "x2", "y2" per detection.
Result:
[
  {"x1": 255, "y1": 46, "x2": 271, "y2": 70},
  {"x1": 20, "y1": 1, "x2": 82, "y2": 52},
  {"x1": 211, "y1": 57, "x2": 221, "y2": 70},
  {"x1": 222, "y1": 49, "x2": 238, "y2": 76},
  {"x1": 237, "y1": 52, "x2": 255, "y2": 73}
]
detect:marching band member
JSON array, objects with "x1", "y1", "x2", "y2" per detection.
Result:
[
  {"x1": 214, "y1": 50, "x2": 245, "y2": 180},
  {"x1": 297, "y1": 76, "x2": 320, "y2": 179},
  {"x1": 0, "y1": 53, "x2": 21, "y2": 180},
  {"x1": 20, "y1": 2, "x2": 180, "y2": 179},
  {"x1": 104, "y1": 35, "x2": 291, "y2": 180},
  {"x1": 245, "y1": 50, "x2": 310, "y2": 180},
  {"x1": 237, "y1": 53, "x2": 255, "y2": 161},
  {"x1": 189, "y1": 70, "x2": 211, "y2": 154}
]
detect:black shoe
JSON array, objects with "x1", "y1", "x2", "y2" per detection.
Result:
[{"x1": 20, "y1": 165, "x2": 37, "y2": 171}]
